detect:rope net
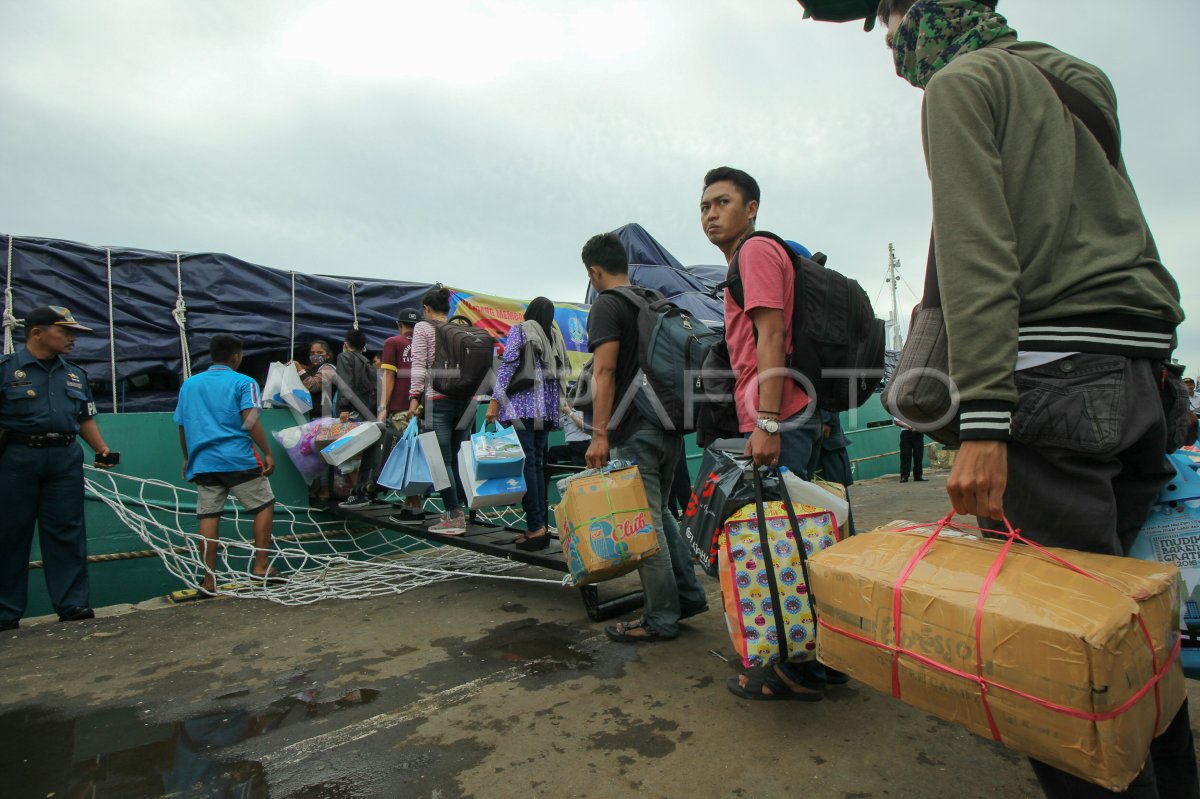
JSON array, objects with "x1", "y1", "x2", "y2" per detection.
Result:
[{"x1": 83, "y1": 466, "x2": 566, "y2": 606}]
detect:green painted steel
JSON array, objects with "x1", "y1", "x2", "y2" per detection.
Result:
[{"x1": 23, "y1": 396, "x2": 922, "y2": 616}]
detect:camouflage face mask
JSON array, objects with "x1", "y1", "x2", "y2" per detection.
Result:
[{"x1": 892, "y1": 0, "x2": 1017, "y2": 89}]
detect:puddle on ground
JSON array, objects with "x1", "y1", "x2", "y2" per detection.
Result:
[
  {"x1": 1, "y1": 688, "x2": 380, "y2": 799},
  {"x1": 460, "y1": 621, "x2": 596, "y2": 675}
]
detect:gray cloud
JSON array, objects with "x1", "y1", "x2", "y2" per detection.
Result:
[{"x1": 2, "y1": 0, "x2": 1195, "y2": 369}]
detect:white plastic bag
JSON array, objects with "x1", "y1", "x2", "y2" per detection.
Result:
[
  {"x1": 264, "y1": 361, "x2": 313, "y2": 414},
  {"x1": 780, "y1": 468, "x2": 849, "y2": 529}
]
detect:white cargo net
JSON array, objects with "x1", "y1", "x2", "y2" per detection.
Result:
[{"x1": 83, "y1": 466, "x2": 568, "y2": 605}]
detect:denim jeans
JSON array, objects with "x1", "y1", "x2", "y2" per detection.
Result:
[
  {"x1": 612, "y1": 427, "x2": 708, "y2": 638},
  {"x1": 515, "y1": 424, "x2": 549, "y2": 531},
  {"x1": 778, "y1": 406, "x2": 823, "y2": 480},
  {"x1": 429, "y1": 396, "x2": 472, "y2": 513}
]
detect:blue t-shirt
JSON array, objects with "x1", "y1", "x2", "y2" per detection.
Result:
[{"x1": 174, "y1": 365, "x2": 262, "y2": 480}]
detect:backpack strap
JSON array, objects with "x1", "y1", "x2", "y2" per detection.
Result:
[
  {"x1": 1002, "y1": 49, "x2": 1120, "y2": 168},
  {"x1": 720, "y1": 231, "x2": 801, "y2": 309}
]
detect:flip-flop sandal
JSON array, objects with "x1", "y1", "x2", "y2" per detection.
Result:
[
  {"x1": 249, "y1": 568, "x2": 287, "y2": 585},
  {"x1": 726, "y1": 665, "x2": 824, "y2": 702},
  {"x1": 605, "y1": 620, "x2": 670, "y2": 643}
]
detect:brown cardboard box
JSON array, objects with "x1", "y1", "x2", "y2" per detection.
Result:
[
  {"x1": 808, "y1": 521, "x2": 1185, "y2": 791},
  {"x1": 554, "y1": 467, "x2": 660, "y2": 586}
]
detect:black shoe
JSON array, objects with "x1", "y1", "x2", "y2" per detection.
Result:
[
  {"x1": 515, "y1": 532, "x2": 550, "y2": 551},
  {"x1": 899, "y1": 477, "x2": 909, "y2": 483},
  {"x1": 679, "y1": 604, "x2": 709, "y2": 621},
  {"x1": 58, "y1": 607, "x2": 95, "y2": 623},
  {"x1": 389, "y1": 508, "x2": 427, "y2": 524},
  {"x1": 913, "y1": 476, "x2": 928, "y2": 482},
  {"x1": 0, "y1": 620, "x2": 18, "y2": 632},
  {"x1": 338, "y1": 495, "x2": 372, "y2": 510}
]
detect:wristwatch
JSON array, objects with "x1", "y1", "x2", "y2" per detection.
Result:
[{"x1": 755, "y1": 417, "x2": 781, "y2": 435}]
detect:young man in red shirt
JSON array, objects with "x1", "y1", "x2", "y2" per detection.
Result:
[{"x1": 702, "y1": 166, "x2": 834, "y2": 701}]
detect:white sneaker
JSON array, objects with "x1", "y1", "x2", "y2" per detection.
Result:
[{"x1": 429, "y1": 512, "x2": 466, "y2": 535}]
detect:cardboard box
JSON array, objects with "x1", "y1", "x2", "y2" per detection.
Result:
[
  {"x1": 808, "y1": 521, "x2": 1185, "y2": 791},
  {"x1": 554, "y1": 466, "x2": 660, "y2": 585}
]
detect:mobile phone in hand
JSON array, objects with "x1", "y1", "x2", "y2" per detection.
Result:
[{"x1": 95, "y1": 451, "x2": 121, "y2": 467}]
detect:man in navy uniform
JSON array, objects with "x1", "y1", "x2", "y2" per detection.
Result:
[{"x1": 0, "y1": 306, "x2": 114, "y2": 632}]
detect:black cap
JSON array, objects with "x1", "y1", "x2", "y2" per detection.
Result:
[
  {"x1": 24, "y1": 305, "x2": 94, "y2": 332},
  {"x1": 397, "y1": 308, "x2": 422, "y2": 325}
]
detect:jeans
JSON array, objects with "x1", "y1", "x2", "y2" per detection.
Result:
[
  {"x1": 979, "y1": 355, "x2": 1197, "y2": 799},
  {"x1": 429, "y1": 396, "x2": 472, "y2": 513},
  {"x1": 612, "y1": 427, "x2": 708, "y2": 638},
  {"x1": 515, "y1": 424, "x2": 549, "y2": 531},
  {"x1": 778, "y1": 407, "x2": 823, "y2": 480}
]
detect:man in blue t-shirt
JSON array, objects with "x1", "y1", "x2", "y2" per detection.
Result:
[{"x1": 174, "y1": 334, "x2": 280, "y2": 594}]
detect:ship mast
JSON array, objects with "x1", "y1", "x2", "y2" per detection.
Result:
[{"x1": 885, "y1": 243, "x2": 903, "y2": 350}]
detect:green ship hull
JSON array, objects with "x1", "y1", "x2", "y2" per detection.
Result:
[{"x1": 24, "y1": 395, "x2": 920, "y2": 617}]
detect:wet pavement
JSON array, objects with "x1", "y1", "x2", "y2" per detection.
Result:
[{"x1": 2, "y1": 470, "x2": 1198, "y2": 798}]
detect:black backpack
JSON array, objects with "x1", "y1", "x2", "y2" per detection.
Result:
[
  {"x1": 430, "y1": 316, "x2": 494, "y2": 400},
  {"x1": 723, "y1": 231, "x2": 885, "y2": 412}
]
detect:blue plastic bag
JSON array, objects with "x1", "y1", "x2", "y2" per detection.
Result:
[
  {"x1": 378, "y1": 420, "x2": 434, "y2": 494},
  {"x1": 470, "y1": 421, "x2": 525, "y2": 480}
]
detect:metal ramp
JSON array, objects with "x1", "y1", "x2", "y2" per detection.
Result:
[{"x1": 326, "y1": 503, "x2": 644, "y2": 622}]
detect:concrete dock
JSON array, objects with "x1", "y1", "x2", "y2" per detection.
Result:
[{"x1": 2, "y1": 470, "x2": 1196, "y2": 798}]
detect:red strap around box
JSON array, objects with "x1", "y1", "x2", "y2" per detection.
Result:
[{"x1": 818, "y1": 512, "x2": 1179, "y2": 743}]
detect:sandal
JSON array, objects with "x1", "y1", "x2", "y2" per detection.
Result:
[
  {"x1": 605, "y1": 620, "x2": 670, "y2": 643},
  {"x1": 249, "y1": 567, "x2": 287, "y2": 585},
  {"x1": 726, "y1": 664, "x2": 824, "y2": 702}
]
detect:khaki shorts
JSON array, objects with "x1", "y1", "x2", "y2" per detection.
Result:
[{"x1": 196, "y1": 474, "x2": 275, "y2": 519}]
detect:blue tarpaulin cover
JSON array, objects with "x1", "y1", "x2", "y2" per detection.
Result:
[{"x1": 2, "y1": 234, "x2": 434, "y2": 408}]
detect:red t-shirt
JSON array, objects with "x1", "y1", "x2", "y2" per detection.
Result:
[
  {"x1": 380, "y1": 333, "x2": 413, "y2": 413},
  {"x1": 723, "y1": 236, "x2": 811, "y2": 432}
]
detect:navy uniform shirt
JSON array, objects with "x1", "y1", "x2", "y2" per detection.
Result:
[{"x1": 0, "y1": 348, "x2": 97, "y2": 434}]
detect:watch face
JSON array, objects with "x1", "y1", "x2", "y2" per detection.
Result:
[{"x1": 759, "y1": 418, "x2": 780, "y2": 434}]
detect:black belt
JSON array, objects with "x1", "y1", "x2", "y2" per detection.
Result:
[{"x1": 2, "y1": 431, "x2": 77, "y2": 448}]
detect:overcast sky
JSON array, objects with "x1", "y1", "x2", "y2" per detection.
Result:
[{"x1": 2, "y1": 0, "x2": 1196, "y2": 370}]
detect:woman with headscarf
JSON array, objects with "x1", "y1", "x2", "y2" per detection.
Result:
[{"x1": 487, "y1": 297, "x2": 570, "y2": 551}]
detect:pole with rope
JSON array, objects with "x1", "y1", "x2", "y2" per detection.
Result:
[
  {"x1": 106, "y1": 248, "x2": 118, "y2": 412},
  {"x1": 2, "y1": 234, "x2": 17, "y2": 355},
  {"x1": 172, "y1": 253, "x2": 193, "y2": 380}
]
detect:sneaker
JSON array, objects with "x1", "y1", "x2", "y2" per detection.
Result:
[
  {"x1": 339, "y1": 495, "x2": 371, "y2": 510},
  {"x1": 0, "y1": 620, "x2": 18, "y2": 632},
  {"x1": 429, "y1": 511, "x2": 466, "y2": 536}
]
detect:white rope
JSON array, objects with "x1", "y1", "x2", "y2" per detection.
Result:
[
  {"x1": 349, "y1": 281, "x2": 359, "y2": 329},
  {"x1": 2, "y1": 234, "x2": 16, "y2": 355},
  {"x1": 106, "y1": 248, "x2": 117, "y2": 411},
  {"x1": 82, "y1": 466, "x2": 567, "y2": 605},
  {"x1": 289, "y1": 271, "x2": 296, "y2": 360},
  {"x1": 172, "y1": 253, "x2": 192, "y2": 380}
]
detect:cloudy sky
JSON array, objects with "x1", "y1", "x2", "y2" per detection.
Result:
[{"x1": 2, "y1": 0, "x2": 1196, "y2": 369}]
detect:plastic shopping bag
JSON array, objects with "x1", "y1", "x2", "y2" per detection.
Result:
[
  {"x1": 264, "y1": 362, "x2": 313, "y2": 414},
  {"x1": 458, "y1": 440, "x2": 526, "y2": 510},
  {"x1": 272, "y1": 421, "x2": 326, "y2": 482},
  {"x1": 470, "y1": 421, "x2": 525, "y2": 480}
]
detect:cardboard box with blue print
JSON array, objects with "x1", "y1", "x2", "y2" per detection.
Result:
[{"x1": 554, "y1": 466, "x2": 660, "y2": 585}]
